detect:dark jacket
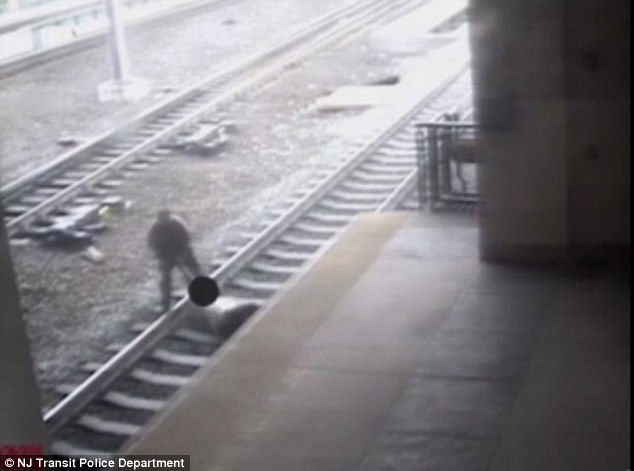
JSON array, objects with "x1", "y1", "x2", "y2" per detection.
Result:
[{"x1": 148, "y1": 214, "x2": 192, "y2": 260}]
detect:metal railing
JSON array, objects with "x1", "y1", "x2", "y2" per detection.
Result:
[{"x1": 416, "y1": 117, "x2": 480, "y2": 210}]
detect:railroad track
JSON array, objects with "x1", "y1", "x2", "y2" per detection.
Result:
[
  {"x1": 45, "y1": 66, "x2": 473, "y2": 457},
  {"x1": 1, "y1": 0, "x2": 444, "y2": 241}
]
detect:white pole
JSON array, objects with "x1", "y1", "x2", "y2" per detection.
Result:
[{"x1": 104, "y1": 0, "x2": 129, "y2": 81}]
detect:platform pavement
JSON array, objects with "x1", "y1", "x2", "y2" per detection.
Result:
[{"x1": 122, "y1": 212, "x2": 630, "y2": 471}]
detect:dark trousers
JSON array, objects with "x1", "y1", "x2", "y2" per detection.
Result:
[{"x1": 158, "y1": 247, "x2": 201, "y2": 310}]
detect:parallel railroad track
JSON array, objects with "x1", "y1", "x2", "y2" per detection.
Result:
[
  {"x1": 1, "y1": 0, "x2": 442, "y2": 240},
  {"x1": 46, "y1": 66, "x2": 473, "y2": 457}
]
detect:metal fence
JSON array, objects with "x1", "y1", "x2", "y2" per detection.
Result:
[{"x1": 415, "y1": 118, "x2": 480, "y2": 211}]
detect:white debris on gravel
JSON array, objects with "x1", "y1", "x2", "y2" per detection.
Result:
[{"x1": 81, "y1": 246, "x2": 106, "y2": 264}]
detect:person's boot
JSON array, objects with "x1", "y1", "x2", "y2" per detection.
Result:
[
  {"x1": 160, "y1": 274, "x2": 172, "y2": 312},
  {"x1": 161, "y1": 297, "x2": 171, "y2": 312}
]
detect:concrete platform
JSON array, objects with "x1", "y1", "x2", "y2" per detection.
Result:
[{"x1": 123, "y1": 212, "x2": 630, "y2": 471}]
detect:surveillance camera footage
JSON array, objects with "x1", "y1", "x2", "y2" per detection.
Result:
[{"x1": 0, "y1": 0, "x2": 629, "y2": 469}]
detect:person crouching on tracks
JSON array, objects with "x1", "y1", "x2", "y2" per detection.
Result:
[{"x1": 148, "y1": 209, "x2": 202, "y2": 312}]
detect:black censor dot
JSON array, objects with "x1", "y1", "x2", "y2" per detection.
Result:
[{"x1": 188, "y1": 276, "x2": 220, "y2": 307}]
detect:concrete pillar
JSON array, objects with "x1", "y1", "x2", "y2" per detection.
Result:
[
  {"x1": 469, "y1": 0, "x2": 569, "y2": 263},
  {"x1": 469, "y1": 0, "x2": 630, "y2": 264},
  {"x1": 0, "y1": 201, "x2": 48, "y2": 452},
  {"x1": 563, "y1": 0, "x2": 630, "y2": 261}
]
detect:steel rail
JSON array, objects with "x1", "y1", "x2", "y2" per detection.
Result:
[
  {"x1": 376, "y1": 168, "x2": 418, "y2": 212},
  {"x1": 4, "y1": 0, "x2": 415, "y2": 235},
  {"x1": 43, "y1": 59, "x2": 470, "y2": 434}
]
